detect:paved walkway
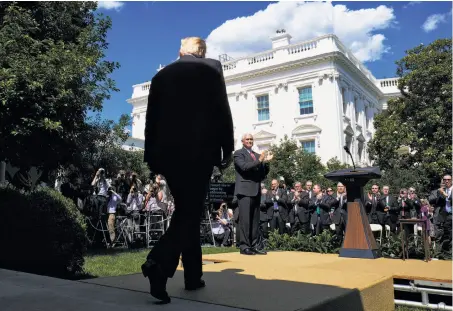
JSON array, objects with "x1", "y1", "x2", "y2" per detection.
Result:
[{"x1": 0, "y1": 269, "x2": 244, "y2": 311}]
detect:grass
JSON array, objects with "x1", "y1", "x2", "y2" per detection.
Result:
[
  {"x1": 395, "y1": 307, "x2": 424, "y2": 311},
  {"x1": 83, "y1": 246, "x2": 238, "y2": 278}
]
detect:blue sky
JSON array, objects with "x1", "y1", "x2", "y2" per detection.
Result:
[{"x1": 94, "y1": 1, "x2": 452, "y2": 124}]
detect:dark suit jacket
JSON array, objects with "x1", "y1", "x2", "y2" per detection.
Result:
[
  {"x1": 398, "y1": 197, "x2": 421, "y2": 219},
  {"x1": 332, "y1": 193, "x2": 348, "y2": 225},
  {"x1": 263, "y1": 188, "x2": 289, "y2": 222},
  {"x1": 309, "y1": 194, "x2": 335, "y2": 226},
  {"x1": 233, "y1": 147, "x2": 269, "y2": 197},
  {"x1": 143, "y1": 55, "x2": 234, "y2": 175},
  {"x1": 378, "y1": 195, "x2": 399, "y2": 223},
  {"x1": 289, "y1": 191, "x2": 312, "y2": 224},
  {"x1": 429, "y1": 189, "x2": 452, "y2": 224},
  {"x1": 365, "y1": 194, "x2": 386, "y2": 224}
]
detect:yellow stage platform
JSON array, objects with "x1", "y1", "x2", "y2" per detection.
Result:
[{"x1": 84, "y1": 251, "x2": 452, "y2": 311}]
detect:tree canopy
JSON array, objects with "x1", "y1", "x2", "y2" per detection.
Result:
[
  {"x1": 368, "y1": 38, "x2": 452, "y2": 191},
  {"x1": 0, "y1": 2, "x2": 119, "y2": 171}
]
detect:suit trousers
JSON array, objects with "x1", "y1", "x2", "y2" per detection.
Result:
[
  {"x1": 270, "y1": 211, "x2": 285, "y2": 235},
  {"x1": 237, "y1": 194, "x2": 260, "y2": 251},
  {"x1": 146, "y1": 165, "x2": 212, "y2": 281}
]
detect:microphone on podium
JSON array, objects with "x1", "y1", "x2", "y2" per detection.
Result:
[{"x1": 343, "y1": 146, "x2": 356, "y2": 170}]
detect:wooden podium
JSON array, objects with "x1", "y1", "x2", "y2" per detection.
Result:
[{"x1": 325, "y1": 167, "x2": 381, "y2": 259}]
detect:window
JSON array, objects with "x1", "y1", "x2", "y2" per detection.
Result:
[
  {"x1": 301, "y1": 140, "x2": 315, "y2": 154},
  {"x1": 354, "y1": 98, "x2": 359, "y2": 123},
  {"x1": 342, "y1": 88, "x2": 347, "y2": 114},
  {"x1": 257, "y1": 95, "x2": 270, "y2": 121},
  {"x1": 298, "y1": 86, "x2": 313, "y2": 115}
]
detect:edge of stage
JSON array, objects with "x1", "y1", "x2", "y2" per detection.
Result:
[{"x1": 81, "y1": 251, "x2": 452, "y2": 311}]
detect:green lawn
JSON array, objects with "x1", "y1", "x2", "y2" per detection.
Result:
[{"x1": 83, "y1": 247, "x2": 238, "y2": 278}]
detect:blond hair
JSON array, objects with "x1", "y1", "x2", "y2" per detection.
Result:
[{"x1": 180, "y1": 37, "x2": 206, "y2": 58}]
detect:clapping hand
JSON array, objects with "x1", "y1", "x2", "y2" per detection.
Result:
[{"x1": 264, "y1": 151, "x2": 274, "y2": 162}]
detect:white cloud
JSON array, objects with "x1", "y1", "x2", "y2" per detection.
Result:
[
  {"x1": 422, "y1": 12, "x2": 450, "y2": 32},
  {"x1": 206, "y1": 2, "x2": 396, "y2": 63},
  {"x1": 403, "y1": 1, "x2": 421, "y2": 9},
  {"x1": 97, "y1": 1, "x2": 125, "y2": 11}
]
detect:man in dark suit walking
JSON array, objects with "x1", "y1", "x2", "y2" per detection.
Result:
[
  {"x1": 233, "y1": 133, "x2": 272, "y2": 255},
  {"x1": 141, "y1": 37, "x2": 234, "y2": 303}
]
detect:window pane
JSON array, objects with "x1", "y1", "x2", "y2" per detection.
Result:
[
  {"x1": 257, "y1": 95, "x2": 270, "y2": 121},
  {"x1": 298, "y1": 87, "x2": 313, "y2": 115},
  {"x1": 301, "y1": 140, "x2": 315, "y2": 154}
]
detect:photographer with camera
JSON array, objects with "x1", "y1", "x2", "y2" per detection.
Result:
[
  {"x1": 106, "y1": 186, "x2": 122, "y2": 247},
  {"x1": 91, "y1": 168, "x2": 111, "y2": 218},
  {"x1": 126, "y1": 185, "x2": 144, "y2": 243},
  {"x1": 211, "y1": 202, "x2": 233, "y2": 247}
]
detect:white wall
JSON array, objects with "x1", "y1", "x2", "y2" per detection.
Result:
[{"x1": 126, "y1": 34, "x2": 402, "y2": 165}]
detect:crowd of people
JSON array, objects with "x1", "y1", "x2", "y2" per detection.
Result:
[{"x1": 57, "y1": 169, "x2": 174, "y2": 247}]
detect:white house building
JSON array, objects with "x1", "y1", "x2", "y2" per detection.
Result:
[{"x1": 124, "y1": 33, "x2": 401, "y2": 167}]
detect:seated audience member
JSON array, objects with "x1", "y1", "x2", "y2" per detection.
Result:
[{"x1": 211, "y1": 202, "x2": 233, "y2": 247}]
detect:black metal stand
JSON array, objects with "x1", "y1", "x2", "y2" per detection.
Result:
[{"x1": 201, "y1": 180, "x2": 216, "y2": 245}]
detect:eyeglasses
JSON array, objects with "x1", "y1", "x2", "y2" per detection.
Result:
[
  {"x1": 443, "y1": 178, "x2": 452, "y2": 181},
  {"x1": 327, "y1": 189, "x2": 333, "y2": 192}
]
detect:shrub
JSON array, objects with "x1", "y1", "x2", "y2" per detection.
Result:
[
  {"x1": 266, "y1": 229, "x2": 451, "y2": 260},
  {"x1": 0, "y1": 186, "x2": 88, "y2": 277},
  {"x1": 266, "y1": 230, "x2": 341, "y2": 254}
]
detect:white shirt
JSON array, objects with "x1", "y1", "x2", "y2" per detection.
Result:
[
  {"x1": 107, "y1": 193, "x2": 122, "y2": 214},
  {"x1": 96, "y1": 179, "x2": 110, "y2": 196},
  {"x1": 127, "y1": 193, "x2": 144, "y2": 211},
  {"x1": 211, "y1": 221, "x2": 225, "y2": 235}
]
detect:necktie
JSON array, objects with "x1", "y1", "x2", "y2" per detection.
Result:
[
  {"x1": 250, "y1": 152, "x2": 256, "y2": 161},
  {"x1": 340, "y1": 195, "x2": 343, "y2": 207},
  {"x1": 446, "y1": 188, "x2": 452, "y2": 213}
]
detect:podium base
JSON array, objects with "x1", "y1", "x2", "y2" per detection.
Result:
[{"x1": 339, "y1": 248, "x2": 381, "y2": 259}]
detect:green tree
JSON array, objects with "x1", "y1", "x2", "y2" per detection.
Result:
[
  {"x1": 220, "y1": 163, "x2": 236, "y2": 183},
  {"x1": 0, "y1": 2, "x2": 119, "y2": 172},
  {"x1": 368, "y1": 38, "x2": 452, "y2": 191},
  {"x1": 68, "y1": 114, "x2": 150, "y2": 183},
  {"x1": 321, "y1": 157, "x2": 351, "y2": 189},
  {"x1": 266, "y1": 136, "x2": 325, "y2": 187}
]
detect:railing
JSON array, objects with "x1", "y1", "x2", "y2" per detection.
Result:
[
  {"x1": 394, "y1": 282, "x2": 452, "y2": 310},
  {"x1": 379, "y1": 78, "x2": 399, "y2": 88},
  {"x1": 130, "y1": 81, "x2": 151, "y2": 99},
  {"x1": 130, "y1": 34, "x2": 390, "y2": 99},
  {"x1": 221, "y1": 35, "x2": 323, "y2": 75}
]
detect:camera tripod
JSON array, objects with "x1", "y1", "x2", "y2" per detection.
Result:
[{"x1": 200, "y1": 181, "x2": 216, "y2": 245}]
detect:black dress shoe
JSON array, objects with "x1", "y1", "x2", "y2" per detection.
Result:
[
  {"x1": 252, "y1": 248, "x2": 267, "y2": 255},
  {"x1": 240, "y1": 248, "x2": 255, "y2": 255},
  {"x1": 185, "y1": 279, "x2": 206, "y2": 291},
  {"x1": 141, "y1": 260, "x2": 171, "y2": 304}
]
